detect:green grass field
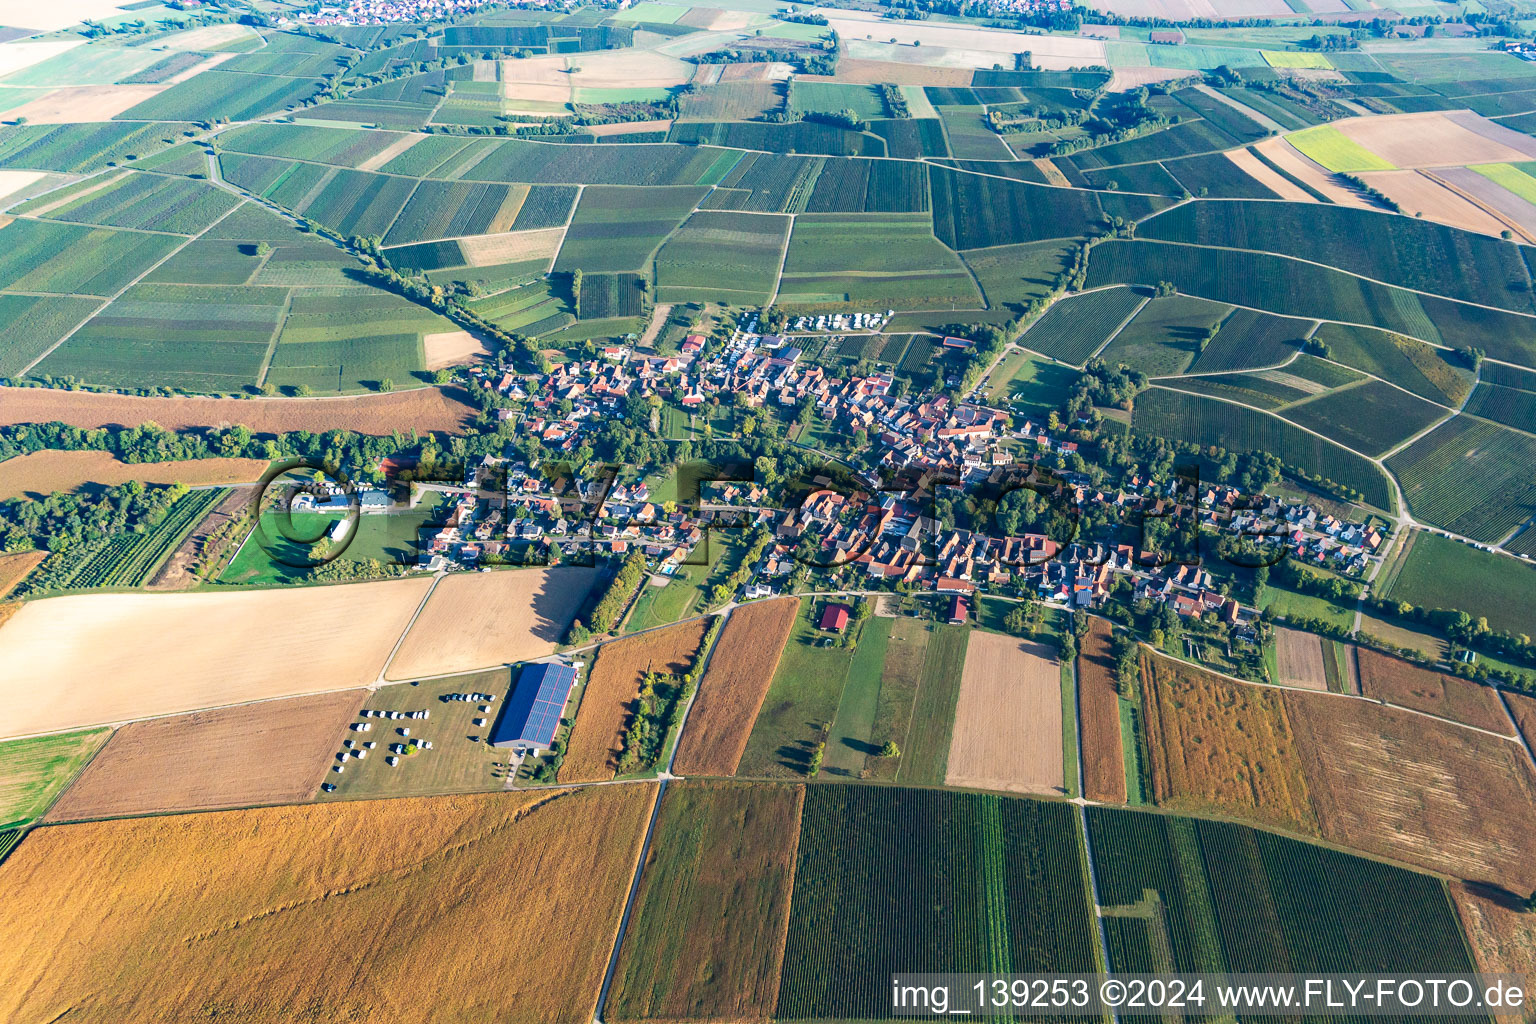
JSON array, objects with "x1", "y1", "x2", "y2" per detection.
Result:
[
  {"x1": 220, "y1": 494, "x2": 447, "y2": 585},
  {"x1": 554, "y1": 185, "x2": 706, "y2": 273},
  {"x1": 892, "y1": 622, "x2": 970, "y2": 787},
  {"x1": 1384, "y1": 530, "x2": 1536, "y2": 637},
  {"x1": 1286, "y1": 125, "x2": 1394, "y2": 172},
  {"x1": 736, "y1": 598, "x2": 868, "y2": 779},
  {"x1": 1261, "y1": 50, "x2": 1332, "y2": 69},
  {"x1": 654, "y1": 210, "x2": 791, "y2": 306},
  {"x1": 315, "y1": 669, "x2": 510, "y2": 801},
  {"x1": 820, "y1": 617, "x2": 892, "y2": 778},
  {"x1": 0, "y1": 729, "x2": 111, "y2": 828}
]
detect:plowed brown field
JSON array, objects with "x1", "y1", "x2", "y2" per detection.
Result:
[
  {"x1": 945, "y1": 632, "x2": 1062, "y2": 795},
  {"x1": 1274, "y1": 627, "x2": 1327, "y2": 690},
  {"x1": 1355, "y1": 648, "x2": 1511, "y2": 733},
  {"x1": 1140, "y1": 650, "x2": 1316, "y2": 833},
  {"x1": 0, "y1": 384, "x2": 478, "y2": 436},
  {"x1": 673, "y1": 597, "x2": 798, "y2": 777},
  {"x1": 562, "y1": 619, "x2": 709, "y2": 782},
  {"x1": 45, "y1": 690, "x2": 368, "y2": 821},
  {"x1": 1288, "y1": 691, "x2": 1536, "y2": 892},
  {"x1": 1451, "y1": 882, "x2": 1536, "y2": 1024},
  {"x1": 0, "y1": 785, "x2": 655, "y2": 1023},
  {"x1": 1078, "y1": 618, "x2": 1126, "y2": 803},
  {"x1": 0, "y1": 449, "x2": 266, "y2": 501}
]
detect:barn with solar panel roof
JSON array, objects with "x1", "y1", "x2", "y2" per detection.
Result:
[{"x1": 489, "y1": 662, "x2": 578, "y2": 756}]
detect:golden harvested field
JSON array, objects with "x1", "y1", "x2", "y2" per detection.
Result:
[
  {"x1": 1274, "y1": 627, "x2": 1328, "y2": 690},
  {"x1": 0, "y1": 577, "x2": 433, "y2": 739},
  {"x1": 459, "y1": 227, "x2": 565, "y2": 267},
  {"x1": 945, "y1": 632, "x2": 1062, "y2": 796},
  {"x1": 386, "y1": 566, "x2": 595, "y2": 680},
  {"x1": 5, "y1": 84, "x2": 165, "y2": 124},
  {"x1": 0, "y1": 449, "x2": 266, "y2": 501},
  {"x1": 1078, "y1": 618, "x2": 1126, "y2": 803},
  {"x1": 562, "y1": 619, "x2": 709, "y2": 783},
  {"x1": 45, "y1": 690, "x2": 367, "y2": 821},
  {"x1": 609, "y1": 780, "x2": 804, "y2": 1024},
  {"x1": 1355, "y1": 648, "x2": 1510, "y2": 733},
  {"x1": 0, "y1": 384, "x2": 479, "y2": 435},
  {"x1": 587, "y1": 119, "x2": 673, "y2": 137},
  {"x1": 1223, "y1": 147, "x2": 1315, "y2": 202},
  {"x1": 1451, "y1": 883, "x2": 1536, "y2": 1023},
  {"x1": 0, "y1": 550, "x2": 45, "y2": 598},
  {"x1": 1334, "y1": 111, "x2": 1536, "y2": 170},
  {"x1": 1361, "y1": 169, "x2": 1520, "y2": 239},
  {"x1": 1140, "y1": 650, "x2": 1317, "y2": 833},
  {"x1": 422, "y1": 329, "x2": 493, "y2": 371},
  {"x1": 810, "y1": 58, "x2": 973, "y2": 86},
  {"x1": 1287, "y1": 691, "x2": 1536, "y2": 892},
  {"x1": 0, "y1": 785, "x2": 655, "y2": 1023},
  {"x1": 673, "y1": 597, "x2": 798, "y2": 777}
]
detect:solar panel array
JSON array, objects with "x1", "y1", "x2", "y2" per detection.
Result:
[{"x1": 490, "y1": 663, "x2": 577, "y2": 749}]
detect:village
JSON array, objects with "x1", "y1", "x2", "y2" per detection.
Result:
[{"x1": 357, "y1": 309, "x2": 1394, "y2": 639}]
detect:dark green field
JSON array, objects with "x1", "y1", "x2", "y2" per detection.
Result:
[
  {"x1": 1134, "y1": 387, "x2": 1393, "y2": 508},
  {"x1": 1099, "y1": 294, "x2": 1232, "y2": 376},
  {"x1": 1089, "y1": 806, "x2": 1477, "y2": 976},
  {"x1": 1280, "y1": 380, "x2": 1447, "y2": 457},
  {"x1": 1018, "y1": 287, "x2": 1146, "y2": 365},
  {"x1": 777, "y1": 786, "x2": 1098, "y2": 1019},
  {"x1": 1189, "y1": 307, "x2": 1312, "y2": 373}
]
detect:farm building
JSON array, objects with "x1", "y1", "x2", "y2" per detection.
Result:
[
  {"x1": 819, "y1": 603, "x2": 852, "y2": 632},
  {"x1": 489, "y1": 663, "x2": 578, "y2": 755},
  {"x1": 947, "y1": 594, "x2": 970, "y2": 625}
]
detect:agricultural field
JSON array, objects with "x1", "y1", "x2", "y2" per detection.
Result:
[
  {"x1": 1132, "y1": 388, "x2": 1393, "y2": 509},
  {"x1": 1354, "y1": 648, "x2": 1509, "y2": 732},
  {"x1": 1188, "y1": 307, "x2": 1311, "y2": 373},
  {"x1": 1309, "y1": 322, "x2": 1472, "y2": 405},
  {"x1": 385, "y1": 567, "x2": 595, "y2": 681},
  {"x1": 1287, "y1": 690, "x2": 1536, "y2": 892},
  {"x1": 777, "y1": 786, "x2": 1099, "y2": 1019},
  {"x1": 553, "y1": 185, "x2": 707, "y2": 273},
  {"x1": 563, "y1": 619, "x2": 708, "y2": 782},
  {"x1": 1018, "y1": 287, "x2": 1145, "y2": 364},
  {"x1": 1089, "y1": 806, "x2": 1478, "y2": 976},
  {"x1": 1279, "y1": 380, "x2": 1447, "y2": 457},
  {"x1": 0, "y1": 578, "x2": 434, "y2": 739},
  {"x1": 0, "y1": 384, "x2": 479, "y2": 436},
  {"x1": 0, "y1": 218, "x2": 181, "y2": 298},
  {"x1": 0, "y1": 786, "x2": 654, "y2": 1023},
  {"x1": 1139, "y1": 649, "x2": 1317, "y2": 834},
  {"x1": 945, "y1": 633, "x2": 1063, "y2": 796},
  {"x1": 0, "y1": 121, "x2": 199, "y2": 174},
  {"x1": 929, "y1": 164, "x2": 1111, "y2": 250},
  {"x1": 1273, "y1": 627, "x2": 1327, "y2": 690},
  {"x1": 672, "y1": 597, "x2": 797, "y2": 777},
  {"x1": 1140, "y1": 199, "x2": 1536, "y2": 313},
  {"x1": 1383, "y1": 530, "x2": 1536, "y2": 638},
  {"x1": 0, "y1": 451, "x2": 262, "y2": 502},
  {"x1": 961, "y1": 239, "x2": 1074, "y2": 313},
  {"x1": 0, "y1": 729, "x2": 109, "y2": 828},
  {"x1": 1385, "y1": 416, "x2": 1536, "y2": 543},
  {"x1": 1098, "y1": 293, "x2": 1231, "y2": 377},
  {"x1": 46, "y1": 691, "x2": 366, "y2": 821},
  {"x1": 1078, "y1": 618, "x2": 1127, "y2": 804},
  {"x1": 893, "y1": 623, "x2": 972, "y2": 787},
  {"x1": 266, "y1": 289, "x2": 456, "y2": 395},
  {"x1": 41, "y1": 486, "x2": 232, "y2": 593},
  {"x1": 653, "y1": 210, "x2": 791, "y2": 306},
  {"x1": 1085, "y1": 239, "x2": 1536, "y2": 368},
  {"x1": 609, "y1": 781, "x2": 803, "y2": 1024},
  {"x1": 803, "y1": 157, "x2": 929, "y2": 213},
  {"x1": 777, "y1": 212, "x2": 980, "y2": 310}
]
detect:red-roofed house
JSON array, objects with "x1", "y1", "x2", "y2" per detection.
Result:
[{"x1": 819, "y1": 602, "x2": 852, "y2": 632}]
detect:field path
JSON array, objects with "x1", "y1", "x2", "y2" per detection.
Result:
[
  {"x1": 593, "y1": 779, "x2": 667, "y2": 1024},
  {"x1": 374, "y1": 570, "x2": 446, "y2": 686},
  {"x1": 636, "y1": 302, "x2": 673, "y2": 350}
]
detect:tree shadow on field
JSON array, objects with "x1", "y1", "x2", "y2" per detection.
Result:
[
  {"x1": 529, "y1": 566, "x2": 602, "y2": 643},
  {"x1": 1462, "y1": 880, "x2": 1529, "y2": 912}
]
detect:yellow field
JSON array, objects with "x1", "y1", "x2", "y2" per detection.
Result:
[
  {"x1": 385, "y1": 567, "x2": 595, "y2": 680},
  {"x1": 1261, "y1": 50, "x2": 1332, "y2": 70},
  {"x1": 0, "y1": 577, "x2": 433, "y2": 738},
  {"x1": 0, "y1": 786, "x2": 655, "y2": 1023},
  {"x1": 1287, "y1": 125, "x2": 1396, "y2": 173}
]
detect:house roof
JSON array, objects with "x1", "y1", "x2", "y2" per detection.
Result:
[
  {"x1": 819, "y1": 603, "x2": 851, "y2": 630},
  {"x1": 490, "y1": 663, "x2": 577, "y2": 748}
]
